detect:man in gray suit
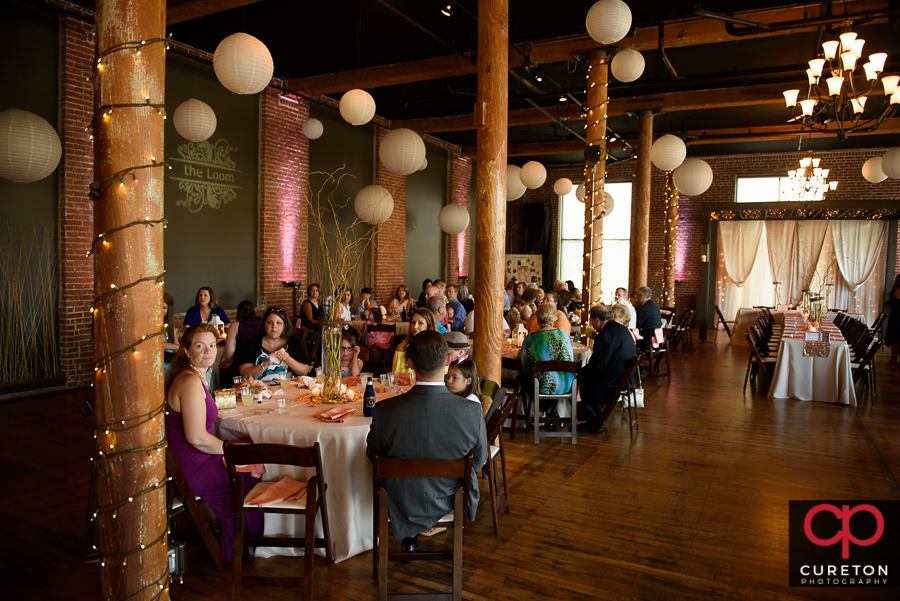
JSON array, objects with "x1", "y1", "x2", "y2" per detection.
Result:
[{"x1": 366, "y1": 330, "x2": 487, "y2": 552}]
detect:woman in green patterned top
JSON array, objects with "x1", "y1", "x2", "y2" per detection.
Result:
[{"x1": 520, "y1": 303, "x2": 575, "y2": 412}]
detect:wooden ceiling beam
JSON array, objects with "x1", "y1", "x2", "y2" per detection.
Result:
[
  {"x1": 166, "y1": 0, "x2": 265, "y2": 26},
  {"x1": 460, "y1": 138, "x2": 626, "y2": 158}
]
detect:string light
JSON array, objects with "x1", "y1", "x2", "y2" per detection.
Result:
[
  {"x1": 663, "y1": 171, "x2": 679, "y2": 308},
  {"x1": 86, "y1": 219, "x2": 167, "y2": 257}
]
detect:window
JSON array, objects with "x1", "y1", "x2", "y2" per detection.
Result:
[
  {"x1": 735, "y1": 176, "x2": 824, "y2": 202},
  {"x1": 558, "y1": 182, "x2": 632, "y2": 300}
]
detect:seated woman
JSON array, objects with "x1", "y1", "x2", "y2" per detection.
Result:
[
  {"x1": 300, "y1": 283, "x2": 325, "y2": 324},
  {"x1": 219, "y1": 301, "x2": 259, "y2": 383},
  {"x1": 356, "y1": 287, "x2": 377, "y2": 314},
  {"x1": 519, "y1": 287, "x2": 538, "y2": 322},
  {"x1": 236, "y1": 307, "x2": 312, "y2": 383},
  {"x1": 325, "y1": 287, "x2": 353, "y2": 322},
  {"x1": 391, "y1": 308, "x2": 438, "y2": 374},
  {"x1": 183, "y1": 286, "x2": 230, "y2": 330},
  {"x1": 164, "y1": 323, "x2": 262, "y2": 562},
  {"x1": 388, "y1": 284, "x2": 413, "y2": 318},
  {"x1": 339, "y1": 331, "x2": 363, "y2": 377},
  {"x1": 611, "y1": 303, "x2": 631, "y2": 327},
  {"x1": 557, "y1": 289, "x2": 576, "y2": 316},
  {"x1": 520, "y1": 303, "x2": 575, "y2": 414}
]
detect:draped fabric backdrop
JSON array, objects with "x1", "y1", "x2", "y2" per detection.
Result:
[
  {"x1": 831, "y1": 221, "x2": 888, "y2": 291},
  {"x1": 765, "y1": 221, "x2": 797, "y2": 305},
  {"x1": 717, "y1": 223, "x2": 773, "y2": 323},
  {"x1": 719, "y1": 221, "x2": 764, "y2": 287}
]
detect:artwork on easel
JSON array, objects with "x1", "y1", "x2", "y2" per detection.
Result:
[{"x1": 505, "y1": 254, "x2": 542, "y2": 284}]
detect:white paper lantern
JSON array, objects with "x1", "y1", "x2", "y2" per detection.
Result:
[
  {"x1": 340, "y1": 89, "x2": 376, "y2": 126},
  {"x1": 506, "y1": 165, "x2": 527, "y2": 200},
  {"x1": 611, "y1": 48, "x2": 645, "y2": 83},
  {"x1": 354, "y1": 185, "x2": 394, "y2": 225},
  {"x1": 213, "y1": 33, "x2": 273, "y2": 95},
  {"x1": 650, "y1": 134, "x2": 687, "y2": 171},
  {"x1": 575, "y1": 183, "x2": 585, "y2": 202},
  {"x1": 520, "y1": 160, "x2": 547, "y2": 189},
  {"x1": 302, "y1": 118, "x2": 323, "y2": 140},
  {"x1": 0, "y1": 109, "x2": 61, "y2": 183},
  {"x1": 173, "y1": 99, "x2": 217, "y2": 142},
  {"x1": 553, "y1": 178, "x2": 573, "y2": 196},
  {"x1": 438, "y1": 203, "x2": 470, "y2": 235},
  {"x1": 602, "y1": 191, "x2": 615, "y2": 217},
  {"x1": 379, "y1": 128, "x2": 426, "y2": 176},
  {"x1": 417, "y1": 156, "x2": 428, "y2": 171},
  {"x1": 861, "y1": 156, "x2": 887, "y2": 183},
  {"x1": 586, "y1": 0, "x2": 632, "y2": 45},
  {"x1": 673, "y1": 158, "x2": 714, "y2": 196},
  {"x1": 881, "y1": 147, "x2": 900, "y2": 179}
]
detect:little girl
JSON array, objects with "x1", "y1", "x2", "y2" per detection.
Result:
[
  {"x1": 446, "y1": 358, "x2": 481, "y2": 405},
  {"x1": 339, "y1": 331, "x2": 363, "y2": 377}
]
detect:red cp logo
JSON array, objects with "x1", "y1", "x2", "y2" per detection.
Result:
[{"x1": 804, "y1": 504, "x2": 884, "y2": 559}]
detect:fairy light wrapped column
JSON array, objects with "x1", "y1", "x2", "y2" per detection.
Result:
[
  {"x1": 662, "y1": 172, "x2": 679, "y2": 309},
  {"x1": 583, "y1": 54, "x2": 609, "y2": 333}
]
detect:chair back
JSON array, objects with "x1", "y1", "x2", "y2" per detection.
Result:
[
  {"x1": 486, "y1": 389, "x2": 517, "y2": 442},
  {"x1": 592, "y1": 355, "x2": 640, "y2": 434},
  {"x1": 744, "y1": 331, "x2": 774, "y2": 382},
  {"x1": 484, "y1": 387, "x2": 507, "y2": 422},
  {"x1": 372, "y1": 453, "x2": 474, "y2": 509},
  {"x1": 530, "y1": 360, "x2": 580, "y2": 390},
  {"x1": 480, "y1": 377, "x2": 499, "y2": 404},
  {"x1": 714, "y1": 305, "x2": 733, "y2": 338},
  {"x1": 224, "y1": 442, "x2": 325, "y2": 500}
]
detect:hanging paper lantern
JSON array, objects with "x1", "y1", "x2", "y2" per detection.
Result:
[
  {"x1": 586, "y1": 0, "x2": 632, "y2": 45},
  {"x1": 379, "y1": 128, "x2": 426, "y2": 176},
  {"x1": 354, "y1": 185, "x2": 394, "y2": 225},
  {"x1": 861, "y1": 156, "x2": 887, "y2": 183},
  {"x1": 340, "y1": 89, "x2": 376, "y2": 126},
  {"x1": 302, "y1": 118, "x2": 324, "y2": 140},
  {"x1": 673, "y1": 158, "x2": 714, "y2": 196},
  {"x1": 650, "y1": 134, "x2": 687, "y2": 171},
  {"x1": 173, "y1": 99, "x2": 217, "y2": 142},
  {"x1": 575, "y1": 183, "x2": 586, "y2": 202},
  {"x1": 520, "y1": 160, "x2": 547, "y2": 189},
  {"x1": 438, "y1": 203, "x2": 470, "y2": 235},
  {"x1": 881, "y1": 147, "x2": 900, "y2": 179},
  {"x1": 611, "y1": 48, "x2": 645, "y2": 83},
  {"x1": 553, "y1": 178, "x2": 573, "y2": 196},
  {"x1": 602, "y1": 191, "x2": 615, "y2": 217},
  {"x1": 417, "y1": 156, "x2": 428, "y2": 171},
  {"x1": 0, "y1": 109, "x2": 61, "y2": 183},
  {"x1": 213, "y1": 33, "x2": 274, "y2": 95},
  {"x1": 506, "y1": 164, "x2": 527, "y2": 200}
]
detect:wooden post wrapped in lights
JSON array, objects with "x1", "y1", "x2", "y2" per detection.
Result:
[
  {"x1": 583, "y1": 53, "x2": 609, "y2": 332},
  {"x1": 93, "y1": 0, "x2": 169, "y2": 599},
  {"x1": 662, "y1": 172, "x2": 679, "y2": 309},
  {"x1": 633, "y1": 113, "x2": 653, "y2": 290}
]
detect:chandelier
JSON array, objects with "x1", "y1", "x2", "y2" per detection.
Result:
[
  {"x1": 783, "y1": 23, "x2": 899, "y2": 139},
  {"x1": 783, "y1": 152, "x2": 837, "y2": 201}
]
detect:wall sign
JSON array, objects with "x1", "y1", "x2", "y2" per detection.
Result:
[{"x1": 169, "y1": 139, "x2": 242, "y2": 212}]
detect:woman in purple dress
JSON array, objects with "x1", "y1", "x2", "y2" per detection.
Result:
[{"x1": 165, "y1": 323, "x2": 262, "y2": 562}]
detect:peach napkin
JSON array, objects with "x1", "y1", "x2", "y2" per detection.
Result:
[
  {"x1": 247, "y1": 476, "x2": 307, "y2": 507},
  {"x1": 221, "y1": 457, "x2": 266, "y2": 478},
  {"x1": 341, "y1": 376, "x2": 361, "y2": 387},
  {"x1": 394, "y1": 373, "x2": 411, "y2": 386},
  {"x1": 315, "y1": 406, "x2": 358, "y2": 422}
]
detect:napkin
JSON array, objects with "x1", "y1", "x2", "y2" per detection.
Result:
[
  {"x1": 341, "y1": 376, "x2": 361, "y2": 387},
  {"x1": 235, "y1": 463, "x2": 266, "y2": 478},
  {"x1": 315, "y1": 406, "x2": 358, "y2": 422},
  {"x1": 247, "y1": 476, "x2": 308, "y2": 507},
  {"x1": 394, "y1": 373, "x2": 410, "y2": 386},
  {"x1": 297, "y1": 375, "x2": 317, "y2": 389}
]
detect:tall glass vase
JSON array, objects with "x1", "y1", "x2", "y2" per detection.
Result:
[{"x1": 321, "y1": 322, "x2": 342, "y2": 396}]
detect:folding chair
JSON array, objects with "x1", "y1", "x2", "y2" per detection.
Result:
[
  {"x1": 484, "y1": 390, "x2": 516, "y2": 534},
  {"x1": 640, "y1": 328, "x2": 671, "y2": 383},
  {"x1": 714, "y1": 305, "x2": 735, "y2": 340},
  {"x1": 592, "y1": 355, "x2": 641, "y2": 437},
  {"x1": 531, "y1": 360, "x2": 580, "y2": 444},
  {"x1": 743, "y1": 331, "x2": 777, "y2": 393},
  {"x1": 851, "y1": 338, "x2": 881, "y2": 404}
]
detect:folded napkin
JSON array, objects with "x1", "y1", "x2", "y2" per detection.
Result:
[
  {"x1": 394, "y1": 373, "x2": 410, "y2": 386},
  {"x1": 297, "y1": 375, "x2": 317, "y2": 389},
  {"x1": 247, "y1": 476, "x2": 307, "y2": 507},
  {"x1": 341, "y1": 376, "x2": 361, "y2": 387},
  {"x1": 236, "y1": 463, "x2": 266, "y2": 478},
  {"x1": 315, "y1": 406, "x2": 358, "y2": 422}
]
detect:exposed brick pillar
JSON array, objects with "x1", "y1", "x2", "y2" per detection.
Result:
[
  {"x1": 373, "y1": 126, "x2": 407, "y2": 306},
  {"x1": 258, "y1": 89, "x2": 308, "y2": 311},
  {"x1": 58, "y1": 16, "x2": 95, "y2": 387},
  {"x1": 445, "y1": 153, "x2": 473, "y2": 287}
]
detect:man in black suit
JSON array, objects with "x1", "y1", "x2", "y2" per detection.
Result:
[
  {"x1": 366, "y1": 330, "x2": 487, "y2": 552},
  {"x1": 578, "y1": 305, "x2": 637, "y2": 431},
  {"x1": 634, "y1": 286, "x2": 662, "y2": 350}
]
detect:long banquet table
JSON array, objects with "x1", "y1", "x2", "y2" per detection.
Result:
[{"x1": 766, "y1": 313, "x2": 857, "y2": 405}]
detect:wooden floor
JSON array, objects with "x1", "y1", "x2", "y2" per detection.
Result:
[{"x1": 4, "y1": 336, "x2": 899, "y2": 600}]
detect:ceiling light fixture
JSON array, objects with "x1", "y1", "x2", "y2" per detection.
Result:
[
  {"x1": 559, "y1": 95, "x2": 567, "y2": 102},
  {"x1": 783, "y1": 151, "x2": 837, "y2": 200},
  {"x1": 441, "y1": 3, "x2": 453, "y2": 17}
]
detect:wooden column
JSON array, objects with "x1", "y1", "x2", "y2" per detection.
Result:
[
  {"x1": 662, "y1": 171, "x2": 679, "y2": 309},
  {"x1": 473, "y1": 0, "x2": 508, "y2": 385},
  {"x1": 94, "y1": 0, "x2": 169, "y2": 599},
  {"x1": 583, "y1": 54, "x2": 608, "y2": 329},
  {"x1": 633, "y1": 113, "x2": 653, "y2": 289}
]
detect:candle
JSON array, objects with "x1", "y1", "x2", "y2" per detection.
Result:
[
  {"x1": 346, "y1": 389, "x2": 355, "y2": 401},
  {"x1": 311, "y1": 386, "x2": 321, "y2": 397}
]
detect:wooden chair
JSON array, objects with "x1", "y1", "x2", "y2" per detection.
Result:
[
  {"x1": 851, "y1": 338, "x2": 881, "y2": 404},
  {"x1": 484, "y1": 389, "x2": 516, "y2": 534},
  {"x1": 372, "y1": 452, "x2": 474, "y2": 601},
  {"x1": 640, "y1": 328, "x2": 671, "y2": 383},
  {"x1": 362, "y1": 323, "x2": 397, "y2": 375},
  {"x1": 743, "y1": 331, "x2": 777, "y2": 393},
  {"x1": 224, "y1": 441, "x2": 333, "y2": 601},
  {"x1": 593, "y1": 355, "x2": 641, "y2": 437},
  {"x1": 714, "y1": 305, "x2": 735, "y2": 340},
  {"x1": 531, "y1": 360, "x2": 581, "y2": 444},
  {"x1": 165, "y1": 448, "x2": 229, "y2": 573}
]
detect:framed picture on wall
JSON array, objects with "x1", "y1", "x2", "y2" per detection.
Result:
[{"x1": 505, "y1": 254, "x2": 542, "y2": 284}]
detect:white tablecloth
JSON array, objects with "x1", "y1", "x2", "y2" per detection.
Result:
[{"x1": 731, "y1": 308, "x2": 784, "y2": 346}]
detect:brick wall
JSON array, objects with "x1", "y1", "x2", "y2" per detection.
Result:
[
  {"x1": 444, "y1": 153, "x2": 473, "y2": 287},
  {"x1": 58, "y1": 16, "x2": 95, "y2": 387},
  {"x1": 373, "y1": 126, "x2": 407, "y2": 305}
]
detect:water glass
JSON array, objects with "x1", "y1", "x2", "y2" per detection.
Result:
[
  {"x1": 315, "y1": 366, "x2": 324, "y2": 384},
  {"x1": 250, "y1": 385, "x2": 262, "y2": 403},
  {"x1": 276, "y1": 397, "x2": 290, "y2": 415},
  {"x1": 232, "y1": 376, "x2": 244, "y2": 387},
  {"x1": 386, "y1": 372, "x2": 395, "y2": 389},
  {"x1": 409, "y1": 372, "x2": 416, "y2": 387}
]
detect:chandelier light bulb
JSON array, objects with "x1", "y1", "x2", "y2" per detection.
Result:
[
  {"x1": 829, "y1": 181, "x2": 838, "y2": 190},
  {"x1": 812, "y1": 158, "x2": 821, "y2": 168},
  {"x1": 850, "y1": 96, "x2": 867, "y2": 113},
  {"x1": 822, "y1": 40, "x2": 840, "y2": 60},
  {"x1": 813, "y1": 167, "x2": 822, "y2": 177},
  {"x1": 808, "y1": 59, "x2": 825, "y2": 78},
  {"x1": 839, "y1": 31, "x2": 857, "y2": 52},
  {"x1": 882, "y1": 75, "x2": 899, "y2": 95},
  {"x1": 868, "y1": 53, "x2": 887, "y2": 73},
  {"x1": 863, "y1": 62, "x2": 878, "y2": 81},
  {"x1": 851, "y1": 39, "x2": 865, "y2": 59},
  {"x1": 891, "y1": 91, "x2": 900, "y2": 105},
  {"x1": 788, "y1": 170, "x2": 797, "y2": 178},
  {"x1": 821, "y1": 169, "x2": 830, "y2": 178},
  {"x1": 840, "y1": 51, "x2": 857, "y2": 72},
  {"x1": 800, "y1": 157, "x2": 812, "y2": 168},
  {"x1": 806, "y1": 69, "x2": 818, "y2": 85},
  {"x1": 826, "y1": 76, "x2": 844, "y2": 96},
  {"x1": 783, "y1": 89, "x2": 800, "y2": 107},
  {"x1": 800, "y1": 99, "x2": 817, "y2": 116}
]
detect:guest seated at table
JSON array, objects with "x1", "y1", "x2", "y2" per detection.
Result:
[
  {"x1": 417, "y1": 279, "x2": 432, "y2": 309},
  {"x1": 445, "y1": 285, "x2": 467, "y2": 332},
  {"x1": 219, "y1": 300, "x2": 259, "y2": 383},
  {"x1": 535, "y1": 288, "x2": 545, "y2": 305},
  {"x1": 446, "y1": 358, "x2": 482, "y2": 405},
  {"x1": 339, "y1": 331, "x2": 363, "y2": 377},
  {"x1": 426, "y1": 297, "x2": 450, "y2": 334},
  {"x1": 388, "y1": 284, "x2": 412, "y2": 318},
  {"x1": 357, "y1": 287, "x2": 377, "y2": 314},
  {"x1": 325, "y1": 287, "x2": 353, "y2": 322},
  {"x1": 615, "y1": 287, "x2": 637, "y2": 328},
  {"x1": 366, "y1": 330, "x2": 487, "y2": 553},
  {"x1": 557, "y1": 289, "x2": 576, "y2": 316},
  {"x1": 520, "y1": 303, "x2": 575, "y2": 416},
  {"x1": 634, "y1": 286, "x2": 662, "y2": 349},
  {"x1": 506, "y1": 296, "x2": 528, "y2": 330},
  {"x1": 236, "y1": 307, "x2": 311, "y2": 382},
  {"x1": 578, "y1": 305, "x2": 637, "y2": 431},
  {"x1": 526, "y1": 293, "x2": 571, "y2": 334},
  {"x1": 463, "y1": 309, "x2": 510, "y2": 338},
  {"x1": 300, "y1": 283, "x2": 325, "y2": 323},
  {"x1": 165, "y1": 323, "x2": 262, "y2": 562},
  {"x1": 183, "y1": 286, "x2": 230, "y2": 330},
  {"x1": 443, "y1": 331, "x2": 470, "y2": 364},
  {"x1": 392, "y1": 308, "x2": 439, "y2": 374},
  {"x1": 611, "y1": 303, "x2": 633, "y2": 330},
  {"x1": 519, "y1": 287, "x2": 538, "y2": 322}
]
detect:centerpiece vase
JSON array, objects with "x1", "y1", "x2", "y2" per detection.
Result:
[{"x1": 321, "y1": 322, "x2": 342, "y2": 396}]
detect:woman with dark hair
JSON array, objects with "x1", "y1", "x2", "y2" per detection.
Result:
[
  {"x1": 183, "y1": 286, "x2": 230, "y2": 328},
  {"x1": 391, "y1": 307, "x2": 439, "y2": 374},
  {"x1": 220, "y1": 301, "x2": 259, "y2": 382},
  {"x1": 236, "y1": 307, "x2": 311, "y2": 382},
  {"x1": 300, "y1": 283, "x2": 325, "y2": 323},
  {"x1": 165, "y1": 323, "x2": 262, "y2": 562},
  {"x1": 388, "y1": 284, "x2": 412, "y2": 317},
  {"x1": 887, "y1": 272, "x2": 900, "y2": 370}
]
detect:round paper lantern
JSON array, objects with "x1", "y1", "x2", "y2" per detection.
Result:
[
  {"x1": 650, "y1": 134, "x2": 687, "y2": 171},
  {"x1": 611, "y1": 48, "x2": 645, "y2": 83},
  {"x1": 173, "y1": 99, "x2": 217, "y2": 142},
  {"x1": 379, "y1": 128, "x2": 426, "y2": 176},
  {"x1": 213, "y1": 33, "x2": 273, "y2": 95},
  {"x1": 673, "y1": 158, "x2": 714, "y2": 196},
  {"x1": 881, "y1": 147, "x2": 900, "y2": 179},
  {"x1": 520, "y1": 160, "x2": 547, "y2": 189},
  {"x1": 861, "y1": 156, "x2": 887, "y2": 183},
  {"x1": 340, "y1": 89, "x2": 376, "y2": 126},
  {"x1": 0, "y1": 109, "x2": 61, "y2": 183},
  {"x1": 602, "y1": 191, "x2": 615, "y2": 217},
  {"x1": 506, "y1": 165, "x2": 527, "y2": 200},
  {"x1": 586, "y1": 0, "x2": 632, "y2": 45},
  {"x1": 438, "y1": 203, "x2": 470, "y2": 235},
  {"x1": 417, "y1": 156, "x2": 428, "y2": 171},
  {"x1": 302, "y1": 118, "x2": 323, "y2": 140},
  {"x1": 575, "y1": 183, "x2": 586, "y2": 202},
  {"x1": 354, "y1": 185, "x2": 394, "y2": 225},
  {"x1": 553, "y1": 178, "x2": 573, "y2": 196}
]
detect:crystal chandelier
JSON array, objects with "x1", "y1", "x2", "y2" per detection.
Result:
[
  {"x1": 783, "y1": 23, "x2": 898, "y2": 139},
  {"x1": 782, "y1": 152, "x2": 837, "y2": 201}
]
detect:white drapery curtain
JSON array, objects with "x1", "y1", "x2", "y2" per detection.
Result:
[
  {"x1": 765, "y1": 221, "x2": 796, "y2": 305},
  {"x1": 792, "y1": 221, "x2": 831, "y2": 303},
  {"x1": 717, "y1": 222, "x2": 774, "y2": 321},
  {"x1": 719, "y1": 221, "x2": 764, "y2": 287},
  {"x1": 831, "y1": 221, "x2": 888, "y2": 292}
]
